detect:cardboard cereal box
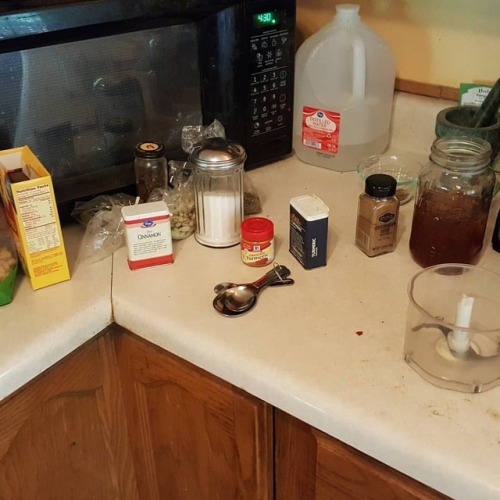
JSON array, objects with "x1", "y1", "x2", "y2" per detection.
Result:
[{"x1": 0, "y1": 146, "x2": 70, "y2": 290}]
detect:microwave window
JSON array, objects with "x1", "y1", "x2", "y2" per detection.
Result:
[{"x1": 0, "y1": 24, "x2": 202, "y2": 181}]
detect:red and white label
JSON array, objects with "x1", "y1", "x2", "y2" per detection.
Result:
[{"x1": 301, "y1": 107, "x2": 341, "y2": 155}]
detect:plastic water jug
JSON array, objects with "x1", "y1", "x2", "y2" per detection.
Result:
[{"x1": 293, "y1": 4, "x2": 396, "y2": 171}]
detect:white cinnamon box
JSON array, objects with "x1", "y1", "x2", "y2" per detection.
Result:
[{"x1": 122, "y1": 201, "x2": 173, "y2": 270}]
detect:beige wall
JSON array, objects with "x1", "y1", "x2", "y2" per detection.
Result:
[{"x1": 296, "y1": 0, "x2": 500, "y2": 89}]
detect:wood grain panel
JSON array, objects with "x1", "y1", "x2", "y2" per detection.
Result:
[
  {"x1": 0, "y1": 331, "x2": 138, "y2": 500},
  {"x1": 275, "y1": 409, "x2": 448, "y2": 500},
  {"x1": 114, "y1": 327, "x2": 273, "y2": 500},
  {"x1": 396, "y1": 79, "x2": 459, "y2": 102}
]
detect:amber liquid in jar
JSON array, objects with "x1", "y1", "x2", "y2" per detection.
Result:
[
  {"x1": 409, "y1": 136, "x2": 495, "y2": 268},
  {"x1": 409, "y1": 189, "x2": 490, "y2": 267}
]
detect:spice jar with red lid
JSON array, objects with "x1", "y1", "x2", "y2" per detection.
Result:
[{"x1": 241, "y1": 217, "x2": 274, "y2": 267}]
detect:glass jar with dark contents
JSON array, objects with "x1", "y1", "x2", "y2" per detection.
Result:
[
  {"x1": 134, "y1": 141, "x2": 167, "y2": 202},
  {"x1": 409, "y1": 135, "x2": 496, "y2": 267}
]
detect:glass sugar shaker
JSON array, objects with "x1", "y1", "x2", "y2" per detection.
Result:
[
  {"x1": 188, "y1": 138, "x2": 246, "y2": 247},
  {"x1": 409, "y1": 135, "x2": 496, "y2": 267},
  {"x1": 134, "y1": 141, "x2": 167, "y2": 202}
]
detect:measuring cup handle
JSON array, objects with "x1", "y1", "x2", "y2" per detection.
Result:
[{"x1": 251, "y1": 264, "x2": 291, "y2": 291}]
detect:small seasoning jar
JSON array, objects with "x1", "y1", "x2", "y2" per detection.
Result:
[
  {"x1": 189, "y1": 138, "x2": 246, "y2": 248},
  {"x1": 355, "y1": 173, "x2": 399, "y2": 257},
  {"x1": 134, "y1": 141, "x2": 167, "y2": 202},
  {"x1": 241, "y1": 217, "x2": 274, "y2": 267}
]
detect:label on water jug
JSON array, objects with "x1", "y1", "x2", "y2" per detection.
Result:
[{"x1": 301, "y1": 107, "x2": 341, "y2": 155}]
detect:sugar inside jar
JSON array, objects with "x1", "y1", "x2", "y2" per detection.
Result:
[{"x1": 241, "y1": 217, "x2": 274, "y2": 267}]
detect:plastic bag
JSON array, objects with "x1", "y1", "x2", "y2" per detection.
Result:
[
  {"x1": 181, "y1": 119, "x2": 226, "y2": 154},
  {"x1": 148, "y1": 161, "x2": 196, "y2": 240},
  {"x1": 71, "y1": 194, "x2": 136, "y2": 265},
  {"x1": 0, "y1": 205, "x2": 18, "y2": 306}
]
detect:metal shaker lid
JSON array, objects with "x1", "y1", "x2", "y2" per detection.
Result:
[{"x1": 188, "y1": 138, "x2": 246, "y2": 171}]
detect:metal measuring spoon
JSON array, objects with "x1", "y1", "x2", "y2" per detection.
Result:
[
  {"x1": 213, "y1": 264, "x2": 293, "y2": 316},
  {"x1": 213, "y1": 264, "x2": 291, "y2": 296},
  {"x1": 213, "y1": 278, "x2": 294, "y2": 317},
  {"x1": 214, "y1": 280, "x2": 287, "y2": 295}
]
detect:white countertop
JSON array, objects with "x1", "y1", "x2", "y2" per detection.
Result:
[{"x1": 2, "y1": 92, "x2": 500, "y2": 499}]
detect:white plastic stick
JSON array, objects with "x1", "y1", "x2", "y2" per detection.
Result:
[{"x1": 448, "y1": 294, "x2": 474, "y2": 353}]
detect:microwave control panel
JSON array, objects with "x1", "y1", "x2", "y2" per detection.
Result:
[{"x1": 246, "y1": 5, "x2": 295, "y2": 166}]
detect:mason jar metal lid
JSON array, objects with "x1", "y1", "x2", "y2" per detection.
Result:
[
  {"x1": 135, "y1": 141, "x2": 165, "y2": 159},
  {"x1": 188, "y1": 138, "x2": 246, "y2": 171}
]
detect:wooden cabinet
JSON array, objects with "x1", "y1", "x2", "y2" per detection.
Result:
[
  {"x1": 0, "y1": 326, "x2": 447, "y2": 499},
  {"x1": 275, "y1": 409, "x2": 447, "y2": 500},
  {"x1": 114, "y1": 327, "x2": 273, "y2": 500},
  {"x1": 0, "y1": 330, "x2": 138, "y2": 500}
]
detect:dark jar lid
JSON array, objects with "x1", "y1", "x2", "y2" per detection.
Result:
[
  {"x1": 135, "y1": 141, "x2": 165, "y2": 159},
  {"x1": 365, "y1": 174, "x2": 397, "y2": 198}
]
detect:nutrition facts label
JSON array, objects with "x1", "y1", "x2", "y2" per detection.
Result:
[{"x1": 17, "y1": 183, "x2": 60, "y2": 254}]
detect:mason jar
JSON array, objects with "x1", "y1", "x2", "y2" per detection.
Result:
[
  {"x1": 409, "y1": 135, "x2": 496, "y2": 267},
  {"x1": 134, "y1": 141, "x2": 167, "y2": 202},
  {"x1": 189, "y1": 138, "x2": 246, "y2": 248}
]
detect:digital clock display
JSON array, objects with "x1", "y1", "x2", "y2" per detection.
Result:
[{"x1": 253, "y1": 11, "x2": 281, "y2": 29}]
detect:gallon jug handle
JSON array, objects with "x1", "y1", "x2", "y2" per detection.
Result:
[{"x1": 352, "y1": 37, "x2": 366, "y2": 99}]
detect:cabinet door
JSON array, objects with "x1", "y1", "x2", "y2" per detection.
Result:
[
  {"x1": 0, "y1": 331, "x2": 138, "y2": 500},
  {"x1": 275, "y1": 409, "x2": 448, "y2": 500},
  {"x1": 114, "y1": 327, "x2": 273, "y2": 500}
]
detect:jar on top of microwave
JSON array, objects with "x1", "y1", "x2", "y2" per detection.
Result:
[{"x1": 409, "y1": 135, "x2": 496, "y2": 267}]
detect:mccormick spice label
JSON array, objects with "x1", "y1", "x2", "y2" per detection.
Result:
[
  {"x1": 289, "y1": 194, "x2": 329, "y2": 269},
  {"x1": 301, "y1": 107, "x2": 341, "y2": 155}
]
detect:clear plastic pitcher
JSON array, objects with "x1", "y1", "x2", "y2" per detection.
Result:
[{"x1": 293, "y1": 4, "x2": 396, "y2": 171}]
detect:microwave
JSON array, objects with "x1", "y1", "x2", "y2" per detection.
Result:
[{"x1": 0, "y1": 0, "x2": 296, "y2": 219}]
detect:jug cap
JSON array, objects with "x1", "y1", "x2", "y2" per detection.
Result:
[
  {"x1": 335, "y1": 4, "x2": 361, "y2": 22},
  {"x1": 189, "y1": 138, "x2": 246, "y2": 171}
]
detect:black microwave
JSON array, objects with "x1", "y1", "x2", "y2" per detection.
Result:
[{"x1": 0, "y1": 0, "x2": 295, "y2": 218}]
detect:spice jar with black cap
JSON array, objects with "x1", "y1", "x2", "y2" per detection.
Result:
[{"x1": 355, "y1": 173, "x2": 400, "y2": 257}]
